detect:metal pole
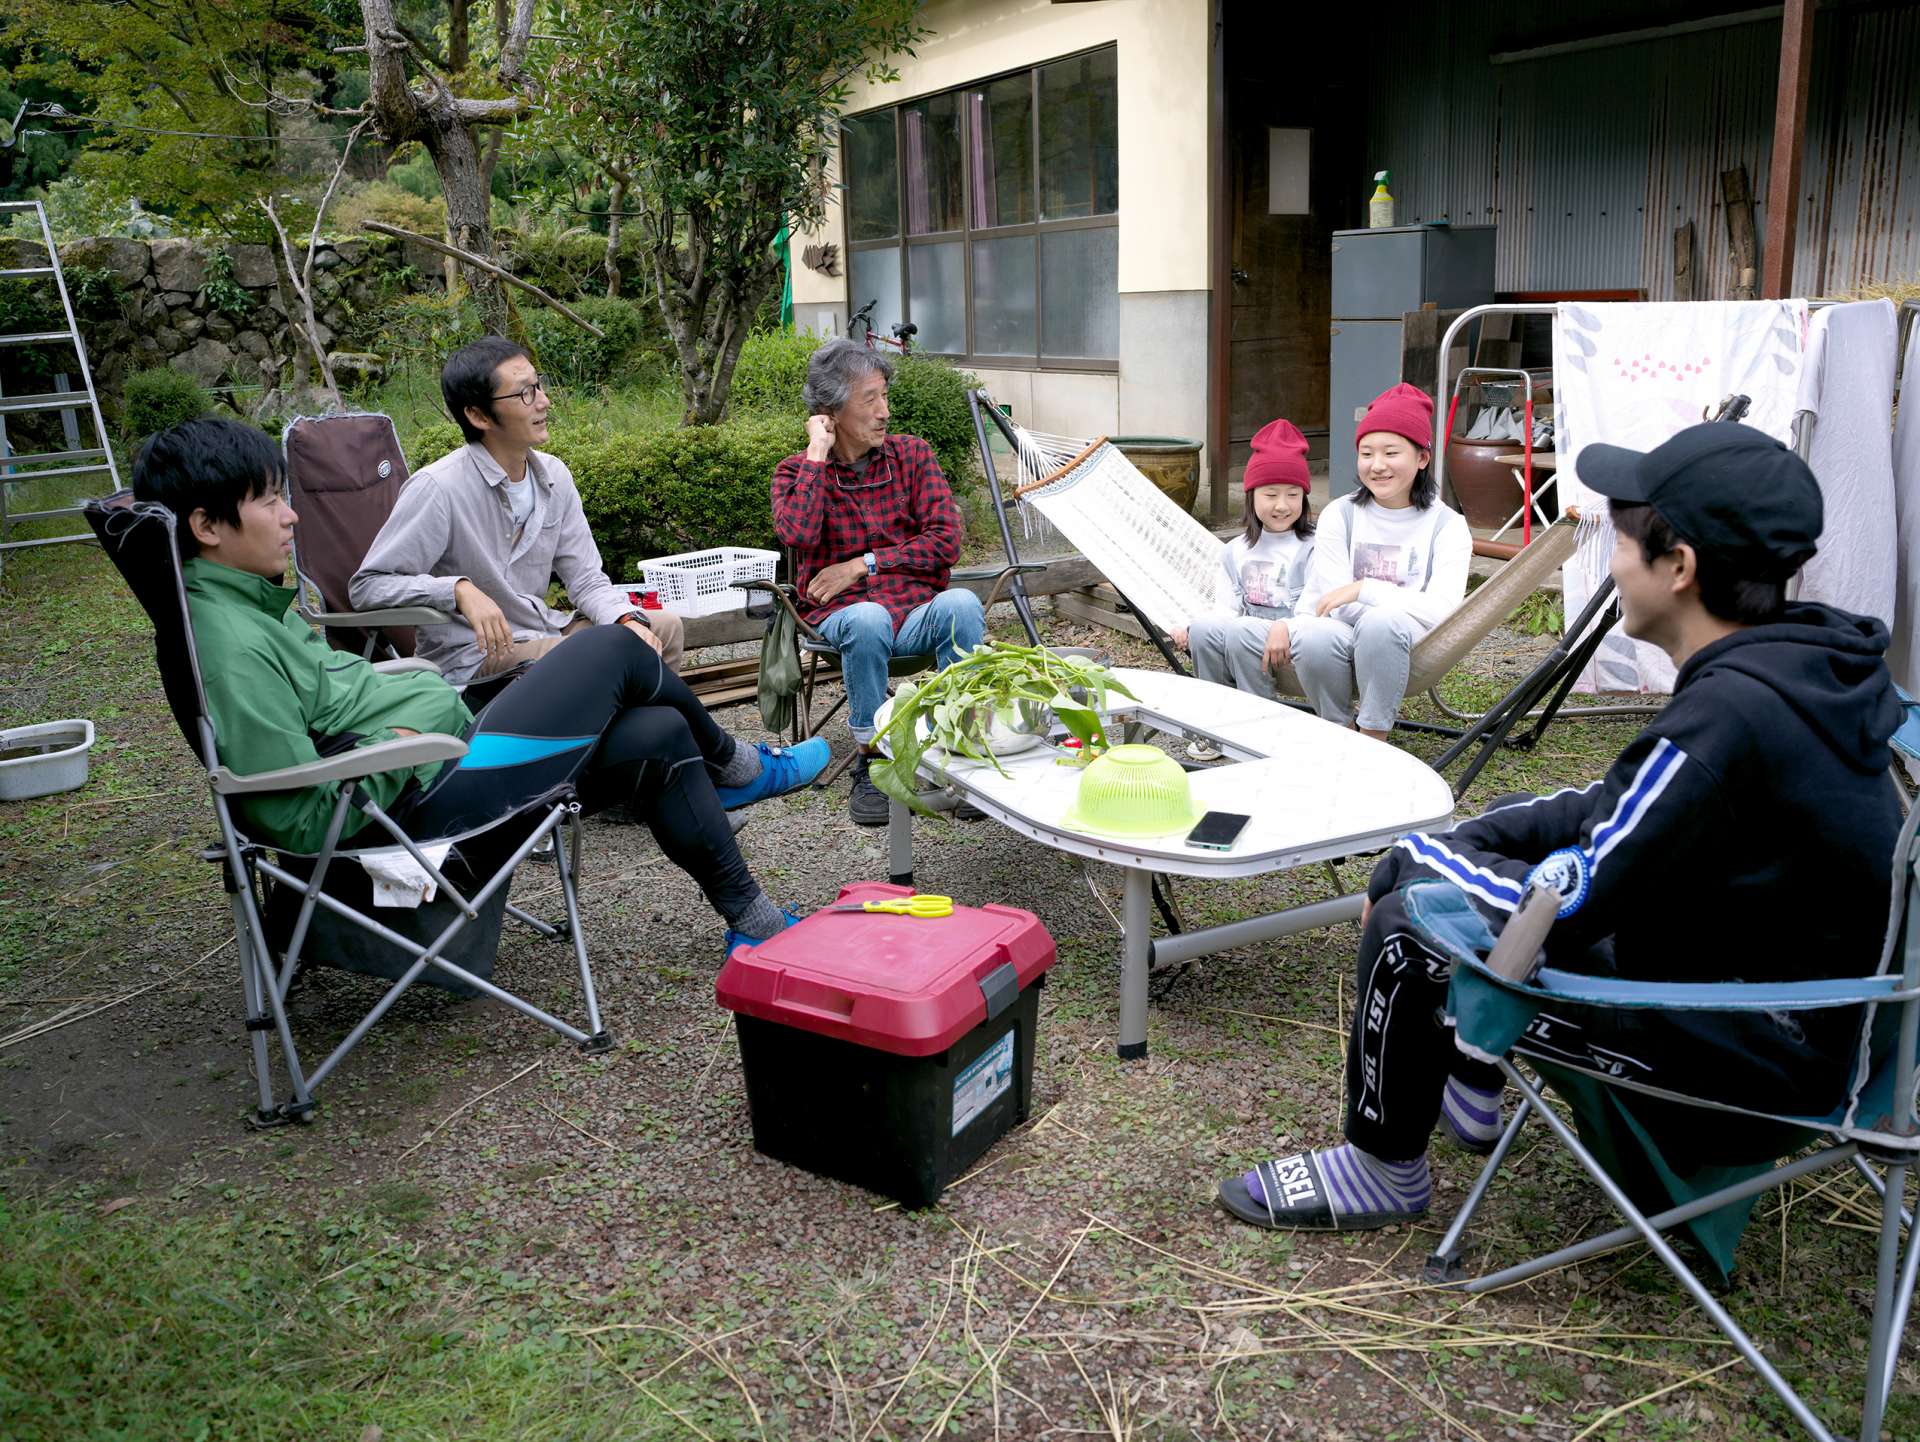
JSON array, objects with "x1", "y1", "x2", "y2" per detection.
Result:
[
  {"x1": 1432, "y1": 305, "x2": 1556, "y2": 493},
  {"x1": 1119, "y1": 869, "x2": 1153, "y2": 1059},
  {"x1": 1148, "y1": 891, "x2": 1364, "y2": 970},
  {"x1": 966, "y1": 388, "x2": 1042, "y2": 645}
]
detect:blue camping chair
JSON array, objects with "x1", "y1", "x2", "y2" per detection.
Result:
[{"x1": 1403, "y1": 794, "x2": 1920, "y2": 1442}]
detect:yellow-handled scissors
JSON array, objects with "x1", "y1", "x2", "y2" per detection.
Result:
[{"x1": 826, "y1": 893, "x2": 954, "y2": 919}]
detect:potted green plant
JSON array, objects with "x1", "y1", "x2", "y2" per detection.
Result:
[{"x1": 870, "y1": 645, "x2": 1136, "y2": 813}]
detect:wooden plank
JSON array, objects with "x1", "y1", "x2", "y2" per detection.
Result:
[
  {"x1": 1762, "y1": 0, "x2": 1816, "y2": 298},
  {"x1": 1053, "y1": 586, "x2": 1148, "y2": 641},
  {"x1": 1472, "y1": 311, "x2": 1520, "y2": 370},
  {"x1": 1674, "y1": 220, "x2": 1696, "y2": 302},
  {"x1": 1721, "y1": 165, "x2": 1759, "y2": 301},
  {"x1": 1400, "y1": 308, "x2": 1469, "y2": 406}
]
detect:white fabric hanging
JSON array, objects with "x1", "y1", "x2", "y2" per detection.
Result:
[
  {"x1": 1794, "y1": 299, "x2": 1899, "y2": 626},
  {"x1": 1552, "y1": 300, "x2": 1808, "y2": 694},
  {"x1": 1890, "y1": 318, "x2": 1920, "y2": 693}
]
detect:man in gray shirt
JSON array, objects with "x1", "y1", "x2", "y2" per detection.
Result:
[{"x1": 351, "y1": 337, "x2": 684, "y2": 683}]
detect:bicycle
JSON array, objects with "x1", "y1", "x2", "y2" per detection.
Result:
[{"x1": 848, "y1": 297, "x2": 917, "y2": 355}]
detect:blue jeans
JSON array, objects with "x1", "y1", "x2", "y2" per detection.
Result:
[{"x1": 817, "y1": 588, "x2": 985, "y2": 742}]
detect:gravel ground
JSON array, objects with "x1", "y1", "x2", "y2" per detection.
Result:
[{"x1": 2, "y1": 543, "x2": 1911, "y2": 1441}]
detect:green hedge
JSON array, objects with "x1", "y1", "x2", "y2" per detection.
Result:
[
  {"x1": 729, "y1": 330, "x2": 980, "y2": 492},
  {"x1": 121, "y1": 367, "x2": 212, "y2": 447},
  {"x1": 524, "y1": 297, "x2": 663, "y2": 390},
  {"x1": 398, "y1": 414, "x2": 800, "y2": 579}
]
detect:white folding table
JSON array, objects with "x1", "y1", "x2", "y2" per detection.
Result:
[{"x1": 880, "y1": 668, "x2": 1457, "y2": 1057}]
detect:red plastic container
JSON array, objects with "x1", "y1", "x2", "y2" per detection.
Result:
[{"x1": 716, "y1": 882, "x2": 1056, "y2": 1206}]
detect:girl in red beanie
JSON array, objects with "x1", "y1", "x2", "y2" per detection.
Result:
[
  {"x1": 1171, "y1": 418, "x2": 1317, "y2": 734},
  {"x1": 1291, "y1": 383, "x2": 1471, "y2": 737}
]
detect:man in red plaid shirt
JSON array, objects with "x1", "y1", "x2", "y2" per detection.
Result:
[{"x1": 772, "y1": 338, "x2": 984, "y2": 824}]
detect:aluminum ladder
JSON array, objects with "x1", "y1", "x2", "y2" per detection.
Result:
[{"x1": 0, "y1": 199, "x2": 119, "y2": 576}]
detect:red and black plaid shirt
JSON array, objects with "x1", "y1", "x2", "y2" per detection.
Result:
[{"x1": 771, "y1": 434, "x2": 961, "y2": 629}]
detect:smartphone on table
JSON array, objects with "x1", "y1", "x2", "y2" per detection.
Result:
[{"x1": 1185, "y1": 811, "x2": 1251, "y2": 852}]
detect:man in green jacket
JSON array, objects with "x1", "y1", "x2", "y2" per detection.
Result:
[{"x1": 135, "y1": 417, "x2": 826, "y2": 953}]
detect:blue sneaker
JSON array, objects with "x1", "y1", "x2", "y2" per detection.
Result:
[
  {"x1": 714, "y1": 738, "x2": 830, "y2": 810},
  {"x1": 723, "y1": 907, "x2": 804, "y2": 960}
]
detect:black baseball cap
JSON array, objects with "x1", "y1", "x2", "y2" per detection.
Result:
[{"x1": 1578, "y1": 422, "x2": 1823, "y2": 579}]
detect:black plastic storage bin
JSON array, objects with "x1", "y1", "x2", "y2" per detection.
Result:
[{"x1": 715, "y1": 882, "x2": 1057, "y2": 1208}]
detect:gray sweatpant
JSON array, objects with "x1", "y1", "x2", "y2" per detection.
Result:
[
  {"x1": 1187, "y1": 615, "x2": 1284, "y2": 701},
  {"x1": 1291, "y1": 608, "x2": 1421, "y2": 731}
]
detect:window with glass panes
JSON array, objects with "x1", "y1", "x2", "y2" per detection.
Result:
[{"x1": 841, "y1": 47, "x2": 1119, "y2": 369}]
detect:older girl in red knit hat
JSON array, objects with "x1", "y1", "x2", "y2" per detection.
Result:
[
  {"x1": 1290, "y1": 383, "x2": 1471, "y2": 738},
  {"x1": 1170, "y1": 418, "x2": 1316, "y2": 741}
]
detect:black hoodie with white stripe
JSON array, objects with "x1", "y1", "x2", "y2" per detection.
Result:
[{"x1": 1371, "y1": 603, "x2": 1903, "y2": 1002}]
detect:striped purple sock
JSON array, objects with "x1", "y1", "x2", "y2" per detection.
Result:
[
  {"x1": 1441, "y1": 1076, "x2": 1504, "y2": 1148},
  {"x1": 1245, "y1": 1145, "x2": 1430, "y2": 1219}
]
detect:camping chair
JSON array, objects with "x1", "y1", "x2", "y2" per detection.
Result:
[
  {"x1": 282, "y1": 412, "x2": 454, "y2": 663},
  {"x1": 85, "y1": 491, "x2": 611, "y2": 1128},
  {"x1": 740, "y1": 557, "x2": 1043, "y2": 788},
  {"x1": 1401, "y1": 798, "x2": 1920, "y2": 1442}
]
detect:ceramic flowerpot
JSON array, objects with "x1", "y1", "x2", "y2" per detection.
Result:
[
  {"x1": 1111, "y1": 436, "x2": 1203, "y2": 516},
  {"x1": 1446, "y1": 437, "x2": 1523, "y2": 530}
]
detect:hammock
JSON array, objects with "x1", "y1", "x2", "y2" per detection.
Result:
[{"x1": 1006, "y1": 429, "x2": 1224, "y2": 637}]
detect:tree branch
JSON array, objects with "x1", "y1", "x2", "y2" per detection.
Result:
[
  {"x1": 499, "y1": 0, "x2": 538, "y2": 83},
  {"x1": 359, "y1": 221, "x2": 606, "y2": 337},
  {"x1": 450, "y1": 96, "x2": 529, "y2": 125}
]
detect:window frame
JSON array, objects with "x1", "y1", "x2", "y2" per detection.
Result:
[{"x1": 841, "y1": 44, "x2": 1120, "y2": 374}]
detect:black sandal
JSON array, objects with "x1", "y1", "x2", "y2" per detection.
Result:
[{"x1": 1216, "y1": 1153, "x2": 1426, "y2": 1232}]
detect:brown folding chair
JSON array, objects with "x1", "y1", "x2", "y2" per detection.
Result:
[{"x1": 282, "y1": 412, "x2": 454, "y2": 662}]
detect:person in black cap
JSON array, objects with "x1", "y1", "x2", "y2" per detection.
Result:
[{"x1": 1218, "y1": 422, "x2": 1904, "y2": 1232}]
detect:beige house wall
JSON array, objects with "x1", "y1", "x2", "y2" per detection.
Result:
[{"x1": 790, "y1": 0, "x2": 1214, "y2": 488}]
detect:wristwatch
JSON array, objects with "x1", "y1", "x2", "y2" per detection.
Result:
[
  {"x1": 616, "y1": 610, "x2": 651, "y2": 629},
  {"x1": 863, "y1": 550, "x2": 878, "y2": 577}
]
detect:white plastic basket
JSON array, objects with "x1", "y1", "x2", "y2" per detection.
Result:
[{"x1": 637, "y1": 546, "x2": 779, "y2": 618}]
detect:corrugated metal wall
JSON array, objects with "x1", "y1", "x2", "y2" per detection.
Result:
[{"x1": 1367, "y1": 2, "x2": 1919, "y2": 297}]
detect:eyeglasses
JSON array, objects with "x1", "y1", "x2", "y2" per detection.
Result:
[{"x1": 491, "y1": 377, "x2": 549, "y2": 406}]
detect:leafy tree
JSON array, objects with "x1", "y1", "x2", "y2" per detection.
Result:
[
  {"x1": 2, "y1": 0, "x2": 343, "y2": 235},
  {"x1": 539, "y1": 0, "x2": 926, "y2": 424}
]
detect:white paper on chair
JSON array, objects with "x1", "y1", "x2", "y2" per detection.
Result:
[
  {"x1": 1795, "y1": 299, "x2": 1898, "y2": 625},
  {"x1": 1893, "y1": 319, "x2": 1920, "y2": 694},
  {"x1": 1017, "y1": 440, "x2": 1225, "y2": 637},
  {"x1": 1553, "y1": 300, "x2": 1808, "y2": 694},
  {"x1": 357, "y1": 841, "x2": 453, "y2": 907}
]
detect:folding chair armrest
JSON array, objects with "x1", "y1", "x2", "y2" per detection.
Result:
[
  {"x1": 371, "y1": 658, "x2": 442, "y2": 677},
  {"x1": 210, "y1": 733, "x2": 469, "y2": 795},
  {"x1": 1472, "y1": 954, "x2": 1907, "y2": 1012},
  {"x1": 300, "y1": 602, "x2": 455, "y2": 628},
  {"x1": 734, "y1": 578, "x2": 828, "y2": 644}
]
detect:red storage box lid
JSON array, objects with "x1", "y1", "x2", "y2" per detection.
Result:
[{"x1": 715, "y1": 883, "x2": 1056, "y2": 1057}]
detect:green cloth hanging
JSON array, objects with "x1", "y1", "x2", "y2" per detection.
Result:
[
  {"x1": 757, "y1": 601, "x2": 802, "y2": 734},
  {"x1": 776, "y1": 224, "x2": 793, "y2": 332}
]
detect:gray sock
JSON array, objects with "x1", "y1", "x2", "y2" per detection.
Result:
[
  {"x1": 714, "y1": 740, "x2": 763, "y2": 789},
  {"x1": 729, "y1": 892, "x2": 788, "y2": 942}
]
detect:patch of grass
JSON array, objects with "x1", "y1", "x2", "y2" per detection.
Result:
[{"x1": 0, "y1": 1184, "x2": 707, "y2": 1441}]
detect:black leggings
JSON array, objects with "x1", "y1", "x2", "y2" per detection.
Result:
[{"x1": 394, "y1": 624, "x2": 761, "y2": 925}]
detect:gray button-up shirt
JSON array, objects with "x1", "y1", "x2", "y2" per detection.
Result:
[{"x1": 349, "y1": 442, "x2": 636, "y2": 682}]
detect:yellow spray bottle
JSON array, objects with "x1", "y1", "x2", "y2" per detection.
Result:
[{"x1": 1368, "y1": 170, "x2": 1394, "y2": 228}]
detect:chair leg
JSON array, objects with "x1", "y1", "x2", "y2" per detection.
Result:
[
  {"x1": 817, "y1": 744, "x2": 861, "y2": 790},
  {"x1": 1860, "y1": 1160, "x2": 1916, "y2": 1442},
  {"x1": 1425, "y1": 1096, "x2": 1533, "y2": 1281},
  {"x1": 554, "y1": 808, "x2": 611, "y2": 1052},
  {"x1": 1497, "y1": 1065, "x2": 1841, "y2": 1442},
  {"x1": 231, "y1": 894, "x2": 279, "y2": 1123},
  {"x1": 1851, "y1": 1152, "x2": 1917, "y2": 1230}
]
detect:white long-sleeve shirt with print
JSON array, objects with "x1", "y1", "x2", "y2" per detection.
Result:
[
  {"x1": 1295, "y1": 495, "x2": 1472, "y2": 634},
  {"x1": 1203, "y1": 528, "x2": 1313, "y2": 621}
]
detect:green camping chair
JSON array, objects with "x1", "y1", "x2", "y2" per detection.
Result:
[{"x1": 1399, "y1": 795, "x2": 1920, "y2": 1442}]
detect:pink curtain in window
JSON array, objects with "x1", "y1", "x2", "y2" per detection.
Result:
[{"x1": 904, "y1": 110, "x2": 928, "y2": 235}]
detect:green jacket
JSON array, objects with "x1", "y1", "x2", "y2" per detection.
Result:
[{"x1": 184, "y1": 557, "x2": 472, "y2": 853}]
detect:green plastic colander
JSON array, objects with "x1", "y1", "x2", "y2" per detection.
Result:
[{"x1": 1060, "y1": 744, "x2": 1205, "y2": 838}]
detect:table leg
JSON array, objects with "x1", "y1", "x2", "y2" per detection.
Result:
[
  {"x1": 1119, "y1": 868, "x2": 1152, "y2": 1060},
  {"x1": 888, "y1": 797, "x2": 914, "y2": 887}
]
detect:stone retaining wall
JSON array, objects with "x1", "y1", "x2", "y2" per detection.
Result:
[{"x1": 0, "y1": 233, "x2": 443, "y2": 401}]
